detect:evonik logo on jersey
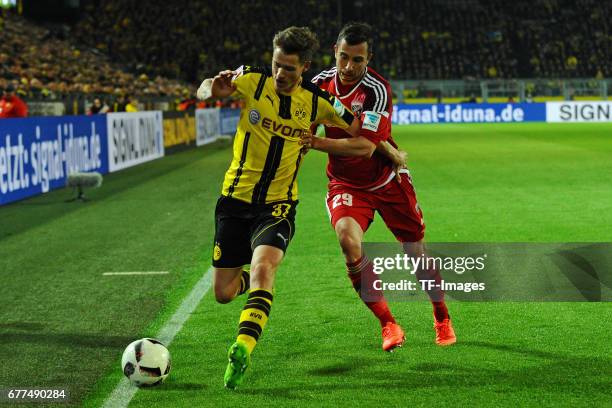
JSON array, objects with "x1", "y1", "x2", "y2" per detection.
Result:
[{"x1": 260, "y1": 117, "x2": 304, "y2": 138}]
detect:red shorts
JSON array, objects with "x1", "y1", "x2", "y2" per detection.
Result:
[{"x1": 325, "y1": 170, "x2": 425, "y2": 242}]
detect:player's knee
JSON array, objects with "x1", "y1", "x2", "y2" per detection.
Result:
[
  {"x1": 336, "y1": 228, "x2": 361, "y2": 258},
  {"x1": 251, "y1": 261, "x2": 275, "y2": 277},
  {"x1": 250, "y1": 261, "x2": 276, "y2": 287},
  {"x1": 214, "y1": 285, "x2": 235, "y2": 304}
]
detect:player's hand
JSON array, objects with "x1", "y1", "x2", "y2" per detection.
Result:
[
  {"x1": 211, "y1": 70, "x2": 237, "y2": 98},
  {"x1": 299, "y1": 129, "x2": 319, "y2": 150},
  {"x1": 393, "y1": 150, "x2": 408, "y2": 183}
]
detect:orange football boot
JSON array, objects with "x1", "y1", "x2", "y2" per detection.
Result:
[
  {"x1": 382, "y1": 322, "x2": 405, "y2": 352},
  {"x1": 434, "y1": 318, "x2": 456, "y2": 346}
]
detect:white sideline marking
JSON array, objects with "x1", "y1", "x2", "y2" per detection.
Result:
[
  {"x1": 102, "y1": 267, "x2": 213, "y2": 408},
  {"x1": 102, "y1": 271, "x2": 170, "y2": 276}
]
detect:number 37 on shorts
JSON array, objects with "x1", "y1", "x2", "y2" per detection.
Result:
[{"x1": 271, "y1": 203, "x2": 292, "y2": 217}]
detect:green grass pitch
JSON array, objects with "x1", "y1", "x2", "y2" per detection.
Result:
[{"x1": 0, "y1": 123, "x2": 610, "y2": 407}]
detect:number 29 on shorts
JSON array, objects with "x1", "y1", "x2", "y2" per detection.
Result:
[{"x1": 332, "y1": 193, "x2": 353, "y2": 209}]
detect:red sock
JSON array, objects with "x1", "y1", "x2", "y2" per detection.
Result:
[
  {"x1": 347, "y1": 256, "x2": 396, "y2": 327},
  {"x1": 432, "y1": 301, "x2": 449, "y2": 323},
  {"x1": 415, "y1": 266, "x2": 449, "y2": 322}
]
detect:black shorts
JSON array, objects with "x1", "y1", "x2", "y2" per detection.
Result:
[{"x1": 212, "y1": 195, "x2": 298, "y2": 268}]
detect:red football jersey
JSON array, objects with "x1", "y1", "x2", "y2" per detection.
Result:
[{"x1": 312, "y1": 66, "x2": 396, "y2": 190}]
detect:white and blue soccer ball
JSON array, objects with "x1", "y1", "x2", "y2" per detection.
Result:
[{"x1": 121, "y1": 338, "x2": 171, "y2": 387}]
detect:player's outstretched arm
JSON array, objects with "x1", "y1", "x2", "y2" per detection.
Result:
[
  {"x1": 377, "y1": 141, "x2": 407, "y2": 182},
  {"x1": 300, "y1": 130, "x2": 376, "y2": 157},
  {"x1": 197, "y1": 70, "x2": 237, "y2": 100}
]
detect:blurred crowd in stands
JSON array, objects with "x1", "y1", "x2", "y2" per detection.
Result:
[
  {"x1": 373, "y1": 0, "x2": 610, "y2": 80},
  {"x1": 73, "y1": 0, "x2": 342, "y2": 84},
  {"x1": 73, "y1": 0, "x2": 609, "y2": 83},
  {"x1": 0, "y1": 7, "x2": 196, "y2": 106},
  {"x1": 0, "y1": 0, "x2": 609, "y2": 111}
]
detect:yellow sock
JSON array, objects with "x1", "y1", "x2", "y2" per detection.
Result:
[
  {"x1": 236, "y1": 270, "x2": 250, "y2": 296},
  {"x1": 236, "y1": 288, "x2": 273, "y2": 354}
]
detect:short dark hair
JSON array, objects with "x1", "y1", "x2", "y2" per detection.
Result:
[
  {"x1": 337, "y1": 22, "x2": 374, "y2": 54},
  {"x1": 273, "y1": 26, "x2": 319, "y2": 63}
]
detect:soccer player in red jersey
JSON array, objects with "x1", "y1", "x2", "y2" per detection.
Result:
[{"x1": 305, "y1": 22, "x2": 456, "y2": 349}]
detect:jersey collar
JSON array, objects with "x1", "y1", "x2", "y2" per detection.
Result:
[{"x1": 333, "y1": 68, "x2": 367, "y2": 99}]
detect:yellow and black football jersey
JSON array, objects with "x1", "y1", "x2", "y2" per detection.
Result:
[{"x1": 221, "y1": 65, "x2": 354, "y2": 204}]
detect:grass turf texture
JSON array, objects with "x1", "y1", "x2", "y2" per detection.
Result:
[{"x1": 0, "y1": 123, "x2": 610, "y2": 407}]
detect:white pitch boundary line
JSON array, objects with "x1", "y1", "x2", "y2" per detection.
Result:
[
  {"x1": 102, "y1": 267, "x2": 213, "y2": 408},
  {"x1": 102, "y1": 271, "x2": 170, "y2": 276}
]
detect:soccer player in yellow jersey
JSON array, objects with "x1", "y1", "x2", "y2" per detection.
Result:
[{"x1": 197, "y1": 26, "x2": 394, "y2": 389}]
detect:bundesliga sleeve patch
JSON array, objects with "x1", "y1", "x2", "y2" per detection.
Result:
[
  {"x1": 362, "y1": 111, "x2": 382, "y2": 132},
  {"x1": 333, "y1": 97, "x2": 346, "y2": 116}
]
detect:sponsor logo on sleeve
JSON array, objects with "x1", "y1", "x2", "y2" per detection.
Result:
[
  {"x1": 362, "y1": 111, "x2": 382, "y2": 132},
  {"x1": 333, "y1": 97, "x2": 345, "y2": 116}
]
